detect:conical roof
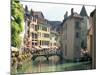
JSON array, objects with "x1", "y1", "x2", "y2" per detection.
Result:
[{"x1": 80, "y1": 6, "x2": 88, "y2": 17}]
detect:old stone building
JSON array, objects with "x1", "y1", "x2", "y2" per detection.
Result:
[
  {"x1": 87, "y1": 9, "x2": 96, "y2": 69},
  {"x1": 80, "y1": 6, "x2": 89, "y2": 48},
  {"x1": 61, "y1": 8, "x2": 83, "y2": 61}
]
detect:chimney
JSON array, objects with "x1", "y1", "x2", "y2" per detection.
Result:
[
  {"x1": 71, "y1": 8, "x2": 74, "y2": 15},
  {"x1": 64, "y1": 11, "x2": 68, "y2": 19}
]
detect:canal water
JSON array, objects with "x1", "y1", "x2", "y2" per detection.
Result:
[{"x1": 17, "y1": 55, "x2": 92, "y2": 74}]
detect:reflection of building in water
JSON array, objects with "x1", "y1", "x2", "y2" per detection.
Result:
[{"x1": 61, "y1": 8, "x2": 83, "y2": 60}]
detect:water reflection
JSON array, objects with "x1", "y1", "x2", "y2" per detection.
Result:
[
  {"x1": 30, "y1": 55, "x2": 92, "y2": 73},
  {"x1": 14, "y1": 55, "x2": 92, "y2": 74},
  {"x1": 31, "y1": 55, "x2": 61, "y2": 72}
]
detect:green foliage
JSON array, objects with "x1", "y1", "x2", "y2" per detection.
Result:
[
  {"x1": 11, "y1": 0, "x2": 24, "y2": 47},
  {"x1": 11, "y1": 33, "x2": 22, "y2": 47}
]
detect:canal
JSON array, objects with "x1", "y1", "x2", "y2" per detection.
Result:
[{"x1": 13, "y1": 55, "x2": 92, "y2": 74}]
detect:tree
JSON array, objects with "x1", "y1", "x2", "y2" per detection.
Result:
[{"x1": 11, "y1": 0, "x2": 24, "y2": 48}]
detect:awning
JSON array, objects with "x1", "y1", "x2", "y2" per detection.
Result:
[
  {"x1": 40, "y1": 46, "x2": 50, "y2": 49},
  {"x1": 34, "y1": 46, "x2": 42, "y2": 50},
  {"x1": 11, "y1": 47, "x2": 19, "y2": 52}
]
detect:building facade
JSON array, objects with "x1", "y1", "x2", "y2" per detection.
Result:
[
  {"x1": 37, "y1": 23, "x2": 50, "y2": 49},
  {"x1": 80, "y1": 6, "x2": 89, "y2": 48},
  {"x1": 50, "y1": 30, "x2": 60, "y2": 49},
  {"x1": 87, "y1": 9, "x2": 96, "y2": 69},
  {"x1": 24, "y1": 6, "x2": 50, "y2": 50},
  {"x1": 24, "y1": 6, "x2": 32, "y2": 50},
  {"x1": 47, "y1": 21, "x2": 62, "y2": 50},
  {"x1": 61, "y1": 8, "x2": 83, "y2": 60}
]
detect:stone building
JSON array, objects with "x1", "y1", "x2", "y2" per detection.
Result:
[
  {"x1": 87, "y1": 9, "x2": 96, "y2": 69},
  {"x1": 61, "y1": 8, "x2": 83, "y2": 61},
  {"x1": 80, "y1": 6, "x2": 89, "y2": 48}
]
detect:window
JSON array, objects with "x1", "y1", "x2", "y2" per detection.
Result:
[
  {"x1": 76, "y1": 32, "x2": 80, "y2": 38},
  {"x1": 35, "y1": 43, "x2": 37, "y2": 45},
  {"x1": 32, "y1": 33, "x2": 34, "y2": 38},
  {"x1": 32, "y1": 42, "x2": 37, "y2": 46},
  {"x1": 32, "y1": 33, "x2": 37, "y2": 38},
  {"x1": 31, "y1": 24, "x2": 34, "y2": 28},
  {"x1": 35, "y1": 25, "x2": 38, "y2": 31},
  {"x1": 43, "y1": 34, "x2": 49, "y2": 38},
  {"x1": 40, "y1": 40, "x2": 42, "y2": 45},
  {"x1": 32, "y1": 42, "x2": 34, "y2": 45},
  {"x1": 38, "y1": 33, "x2": 41, "y2": 37},
  {"x1": 75, "y1": 21, "x2": 80, "y2": 29},
  {"x1": 42, "y1": 41, "x2": 49, "y2": 45},
  {"x1": 54, "y1": 43, "x2": 56, "y2": 46},
  {"x1": 42, "y1": 26, "x2": 47, "y2": 31}
]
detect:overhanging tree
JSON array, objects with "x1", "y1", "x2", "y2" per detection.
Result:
[{"x1": 11, "y1": 0, "x2": 24, "y2": 48}]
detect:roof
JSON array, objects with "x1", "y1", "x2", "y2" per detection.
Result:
[
  {"x1": 47, "y1": 21, "x2": 61, "y2": 31},
  {"x1": 80, "y1": 6, "x2": 88, "y2": 17},
  {"x1": 33, "y1": 11, "x2": 44, "y2": 19},
  {"x1": 73, "y1": 12, "x2": 83, "y2": 18},
  {"x1": 90, "y1": 9, "x2": 96, "y2": 17},
  {"x1": 61, "y1": 12, "x2": 83, "y2": 26}
]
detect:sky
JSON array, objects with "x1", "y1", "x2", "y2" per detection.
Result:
[{"x1": 20, "y1": 0, "x2": 96, "y2": 21}]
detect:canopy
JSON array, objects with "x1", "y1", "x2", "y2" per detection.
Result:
[{"x1": 11, "y1": 47, "x2": 19, "y2": 52}]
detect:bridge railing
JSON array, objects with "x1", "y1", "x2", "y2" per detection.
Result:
[{"x1": 32, "y1": 48, "x2": 62, "y2": 56}]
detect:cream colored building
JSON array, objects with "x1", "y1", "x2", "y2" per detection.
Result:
[
  {"x1": 50, "y1": 30, "x2": 60, "y2": 49},
  {"x1": 37, "y1": 23, "x2": 50, "y2": 49},
  {"x1": 30, "y1": 12, "x2": 51, "y2": 49},
  {"x1": 24, "y1": 8, "x2": 51, "y2": 50},
  {"x1": 61, "y1": 8, "x2": 83, "y2": 60}
]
